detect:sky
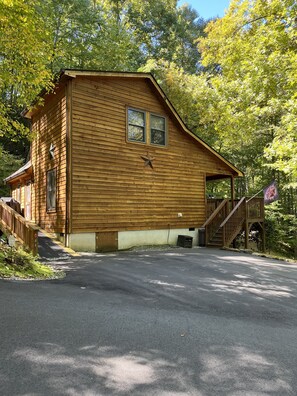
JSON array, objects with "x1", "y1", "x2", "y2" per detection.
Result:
[{"x1": 178, "y1": 0, "x2": 231, "y2": 20}]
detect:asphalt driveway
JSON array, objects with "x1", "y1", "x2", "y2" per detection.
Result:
[{"x1": 1, "y1": 247, "x2": 297, "y2": 395}]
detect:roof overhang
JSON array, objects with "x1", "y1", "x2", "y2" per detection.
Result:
[{"x1": 4, "y1": 160, "x2": 33, "y2": 184}]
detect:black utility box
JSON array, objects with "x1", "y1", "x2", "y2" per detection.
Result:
[{"x1": 177, "y1": 235, "x2": 193, "y2": 248}]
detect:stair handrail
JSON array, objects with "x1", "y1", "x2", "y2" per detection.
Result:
[
  {"x1": 219, "y1": 197, "x2": 246, "y2": 228},
  {"x1": 220, "y1": 197, "x2": 246, "y2": 247},
  {"x1": 202, "y1": 198, "x2": 229, "y2": 228},
  {"x1": 0, "y1": 199, "x2": 39, "y2": 255},
  {"x1": 203, "y1": 199, "x2": 229, "y2": 245}
]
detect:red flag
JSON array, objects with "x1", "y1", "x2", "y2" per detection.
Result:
[{"x1": 263, "y1": 181, "x2": 279, "y2": 204}]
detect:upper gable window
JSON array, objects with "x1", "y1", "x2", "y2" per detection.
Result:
[
  {"x1": 127, "y1": 108, "x2": 167, "y2": 147},
  {"x1": 150, "y1": 114, "x2": 166, "y2": 146},
  {"x1": 128, "y1": 109, "x2": 146, "y2": 143}
]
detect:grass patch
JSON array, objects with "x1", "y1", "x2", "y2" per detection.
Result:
[
  {"x1": 254, "y1": 251, "x2": 297, "y2": 264},
  {"x1": 0, "y1": 243, "x2": 64, "y2": 279}
]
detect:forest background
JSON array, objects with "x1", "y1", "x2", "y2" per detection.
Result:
[{"x1": 0, "y1": 0, "x2": 296, "y2": 257}]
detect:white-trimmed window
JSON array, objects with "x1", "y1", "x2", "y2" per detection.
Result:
[
  {"x1": 127, "y1": 108, "x2": 167, "y2": 147},
  {"x1": 46, "y1": 168, "x2": 56, "y2": 212}
]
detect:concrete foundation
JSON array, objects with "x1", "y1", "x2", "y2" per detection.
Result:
[
  {"x1": 67, "y1": 228, "x2": 198, "y2": 252},
  {"x1": 68, "y1": 233, "x2": 96, "y2": 252},
  {"x1": 118, "y1": 228, "x2": 198, "y2": 250}
]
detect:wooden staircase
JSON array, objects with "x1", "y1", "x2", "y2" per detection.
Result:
[
  {"x1": 208, "y1": 228, "x2": 223, "y2": 247},
  {"x1": 203, "y1": 197, "x2": 264, "y2": 249},
  {"x1": 203, "y1": 199, "x2": 227, "y2": 247}
]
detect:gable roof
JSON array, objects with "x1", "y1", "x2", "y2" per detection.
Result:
[{"x1": 24, "y1": 69, "x2": 243, "y2": 177}]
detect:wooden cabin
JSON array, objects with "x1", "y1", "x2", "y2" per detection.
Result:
[{"x1": 4, "y1": 70, "x2": 247, "y2": 252}]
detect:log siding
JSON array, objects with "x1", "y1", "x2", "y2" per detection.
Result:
[
  {"x1": 31, "y1": 86, "x2": 67, "y2": 233},
  {"x1": 70, "y1": 76, "x2": 233, "y2": 233}
]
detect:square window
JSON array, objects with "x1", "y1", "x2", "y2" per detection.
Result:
[{"x1": 128, "y1": 109, "x2": 145, "y2": 142}]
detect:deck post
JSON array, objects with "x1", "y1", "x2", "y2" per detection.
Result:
[
  {"x1": 259, "y1": 222, "x2": 265, "y2": 253},
  {"x1": 244, "y1": 199, "x2": 249, "y2": 249},
  {"x1": 230, "y1": 176, "x2": 236, "y2": 248},
  {"x1": 230, "y1": 175, "x2": 235, "y2": 209},
  {"x1": 262, "y1": 202, "x2": 266, "y2": 252}
]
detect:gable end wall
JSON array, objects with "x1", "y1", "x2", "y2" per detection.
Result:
[{"x1": 70, "y1": 76, "x2": 232, "y2": 236}]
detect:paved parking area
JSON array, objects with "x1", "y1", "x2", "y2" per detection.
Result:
[{"x1": 1, "y1": 247, "x2": 297, "y2": 395}]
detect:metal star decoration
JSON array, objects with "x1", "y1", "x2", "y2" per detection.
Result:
[
  {"x1": 141, "y1": 153, "x2": 155, "y2": 169},
  {"x1": 49, "y1": 143, "x2": 55, "y2": 160}
]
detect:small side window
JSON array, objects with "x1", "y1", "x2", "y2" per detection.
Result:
[
  {"x1": 150, "y1": 114, "x2": 166, "y2": 146},
  {"x1": 127, "y1": 108, "x2": 146, "y2": 143},
  {"x1": 46, "y1": 169, "x2": 56, "y2": 212}
]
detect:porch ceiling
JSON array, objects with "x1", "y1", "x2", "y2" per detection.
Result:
[{"x1": 206, "y1": 174, "x2": 234, "y2": 181}]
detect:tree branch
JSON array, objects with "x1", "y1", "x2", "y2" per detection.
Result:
[{"x1": 233, "y1": 15, "x2": 268, "y2": 35}]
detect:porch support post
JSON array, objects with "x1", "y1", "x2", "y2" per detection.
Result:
[
  {"x1": 244, "y1": 199, "x2": 249, "y2": 249},
  {"x1": 258, "y1": 222, "x2": 266, "y2": 252},
  {"x1": 230, "y1": 175, "x2": 235, "y2": 209}
]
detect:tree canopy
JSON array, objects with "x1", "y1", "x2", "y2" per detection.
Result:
[
  {"x1": 0, "y1": 0, "x2": 52, "y2": 138},
  {"x1": 0, "y1": 0, "x2": 206, "y2": 140},
  {"x1": 199, "y1": 0, "x2": 297, "y2": 186}
]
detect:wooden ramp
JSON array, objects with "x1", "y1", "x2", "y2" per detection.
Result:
[{"x1": 0, "y1": 199, "x2": 39, "y2": 255}]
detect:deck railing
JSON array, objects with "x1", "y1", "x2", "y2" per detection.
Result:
[
  {"x1": 0, "y1": 200, "x2": 38, "y2": 255},
  {"x1": 247, "y1": 197, "x2": 264, "y2": 221}
]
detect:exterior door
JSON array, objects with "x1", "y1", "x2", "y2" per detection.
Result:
[{"x1": 96, "y1": 231, "x2": 118, "y2": 252}]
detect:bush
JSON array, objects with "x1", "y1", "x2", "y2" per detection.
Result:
[
  {"x1": 1, "y1": 245, "x2": 35, "y2": 268},
  {"x1": 265, "y1": 203, "x2": 297, "y2": 259},
  {"x1": 0, "y1": 243, "x2": 62, "y2": 279}
]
